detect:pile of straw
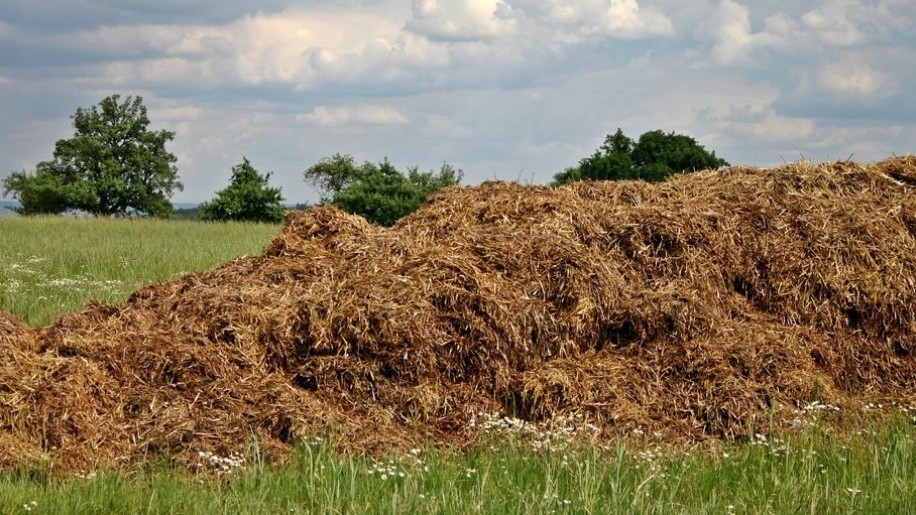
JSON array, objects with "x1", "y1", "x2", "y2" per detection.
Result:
[
  {"x1": 0, "y1": 311, "x2": 28, "y2": 347},
  {"x1": 1, "y1": 156, "x2": 915, "y2": 472}
]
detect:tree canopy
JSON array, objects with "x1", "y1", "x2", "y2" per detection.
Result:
[
  {"x1": 553, "y1": 128, "x2": 728, "y2": 186},
  {"x1": 3, "y1": 95, "x2": 182, "y2": 217},
  {"x1": 198, "y1": 158, "x2": 285, "y2": 223},
  {"x1": 304, "y1": 154, "x2": 462, "y2": 226}
]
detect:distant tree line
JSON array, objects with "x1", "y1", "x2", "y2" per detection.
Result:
[{"x1": 4, "y1": 95, "x2": 728, "y2": 225}]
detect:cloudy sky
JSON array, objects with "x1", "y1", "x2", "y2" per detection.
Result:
[{"x1": 1, "y1": 0, "x2": 914, "y2": 203}]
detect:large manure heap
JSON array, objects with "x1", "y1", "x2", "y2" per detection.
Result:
[{"x1": 1, "y1": 157, "x2": 916, "y2": 471}]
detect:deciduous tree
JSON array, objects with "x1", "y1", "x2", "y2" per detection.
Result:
[
  {"x1": 553, "y1": 128, "x2": 728, "y2": 186},
  {"x1": 3, "y1": 95, "x2": 181, "y2": 217},
  {"x1": 198, "y1": 158, "x2": 285, "y2": 223}
]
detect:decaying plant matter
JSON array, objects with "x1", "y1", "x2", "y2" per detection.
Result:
[{"x1": 1, "y1": 156, "x2": 915, "y2": 472}]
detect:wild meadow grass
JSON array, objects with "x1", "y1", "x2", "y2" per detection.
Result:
[
  {"x1": 0, "y1": 216, "x2": 279, "y2": 326},
  {"x1": 1, "y1": 216, "x2": 915, "y2": 513},
  {"x1": 0, "y1": 418, "x2": 915, "y2": 514}
]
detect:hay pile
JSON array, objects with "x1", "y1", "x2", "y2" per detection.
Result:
[
  {"x1": 0, "y1": 311, "x2": 29, "y2": 348},
  {"x1": 1, "y1": 156, "x2": 916, "y2": 472}
]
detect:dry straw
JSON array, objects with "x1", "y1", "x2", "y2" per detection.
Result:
[{"x1": 1, "y1": 156, "x2": 915, "y2": 472}]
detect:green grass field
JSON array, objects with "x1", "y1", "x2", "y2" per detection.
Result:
[
  {"x1": 1, "y1": 216, "x2": 915, "y2": 513},
  {"x1": 1, "y1": 423, "x2": 915, "y2": 514},
  {"x1": 0, "y1": 216, "x2": 279, "y2": 327}
]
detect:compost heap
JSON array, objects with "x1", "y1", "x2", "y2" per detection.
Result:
[{"x1": 2, "y1": 157, "x2": 916, "y2": 472}]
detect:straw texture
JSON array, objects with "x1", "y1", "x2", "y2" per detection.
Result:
[{"x1": 1, "y1": 156, "x2": 915, "y2": 471}]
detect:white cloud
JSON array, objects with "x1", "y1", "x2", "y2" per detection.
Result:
[
  {"x1": 739, "y1": 109, "x2": 815, "y2": 142},
  {"x1": 406, "y1": 0, "x2": 517, "y2": 41},
  {"x1": 699, "y1": 102, "x2": 816, "y2": 142},
  {"x1": 705, "y1": 0, "x2": 753, "y2": 64},
  {"x1": 235, "y1": 10, "x2": 417, "y2": 84},
  {"x1": 46, "y1": 8, "x2": 456, "y2": 92},
  {"x1": 816, "y1": 60, "x2": 884, "y2": 95},
  {"x1": 694, "y1": 0, "x2": 898, "y2": 66},
  {"x1": 511, "y1": 0, "x2": 674, "y2": 41},
  {"x1": 296, "y1": 105, "x2": 409, "y2": 126},
  {"x1": 697, "y1": 0, "x2": 799, "y2": 65},
  {"x1": 801, "y1": 1, "x2": 864, "y2": 46},
  {"x1": 302, "y1": 32, "x2": 450, "y2": 88},
  {"x1": 604, "y1": 0, "x2": 674, "y2": 37}
]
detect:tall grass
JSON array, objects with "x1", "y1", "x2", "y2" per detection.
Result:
[
  {"x1": 0, "y1": 216, "x2": 279, "y2": 326},
  {"x1": 0, "y1": 420, "x2": 914, "y2": 514}
]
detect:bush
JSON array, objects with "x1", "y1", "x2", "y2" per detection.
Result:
[
  {"x1": 305, "y1": 155, "x2": 462, "y2": 226},
  {"x1": 198, "y1": 158, "x2": 285, "y2": 223},
  {"x1": 553, "y1": 128, "x2": 728, "y2": 185}
]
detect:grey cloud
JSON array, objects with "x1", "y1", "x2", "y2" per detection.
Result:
[
  {"x1": 0, "y1": 0, "x2": 289, "y2": 32},
  {"x1": 775, "y1": 90, "x2": 916, "y2": 125},
  {"x1": 0, "y1": 33, "x2": 193, "y2": 70},
  {"x1": 0, "y1": 40, "x2": 100, "y2": 68}
]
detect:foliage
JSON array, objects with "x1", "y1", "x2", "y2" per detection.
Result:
[
  {"x1": 305, "y1": 155, "x2": 462, "y2": 226},
  {"x1": 302, "y1": 153, "x2": 369, "y2": 202},
  {"x1": 198, "y1": 158, "x2": 285, "y2": 223},
  {"x1": 171, "y1": 206, "x2": 200, "y2": 221},
  {"x1": 553, "y1": 128, "x2": 729, "y2": 185},
  {"x1": 2, "y1": 95, "x2": 181, "y2": 217},
  {"x1": 2, "y1": 166, "x2": 80, "y2": 216}
]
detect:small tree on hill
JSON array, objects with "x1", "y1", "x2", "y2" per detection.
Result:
[
  {"x1": 553, "y1": 128, "x2": 728, "y2": 185},
  {"x1": 304, "y1": 155, "x2": 462, "y2": 226},
  {"x1": 198, "y1": 158, "x2": 285, "y2": 223},
  {"x1": 3, "y1": 94, "x2": 182, "y2": 217}
]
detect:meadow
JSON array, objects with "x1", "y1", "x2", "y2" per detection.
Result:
[
  {"x1": 0, "y1": 216, "x2": 279, "y2": 327},
  {"x1": 1, "y1": 216, "x2": 915, "y2": 513}
]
